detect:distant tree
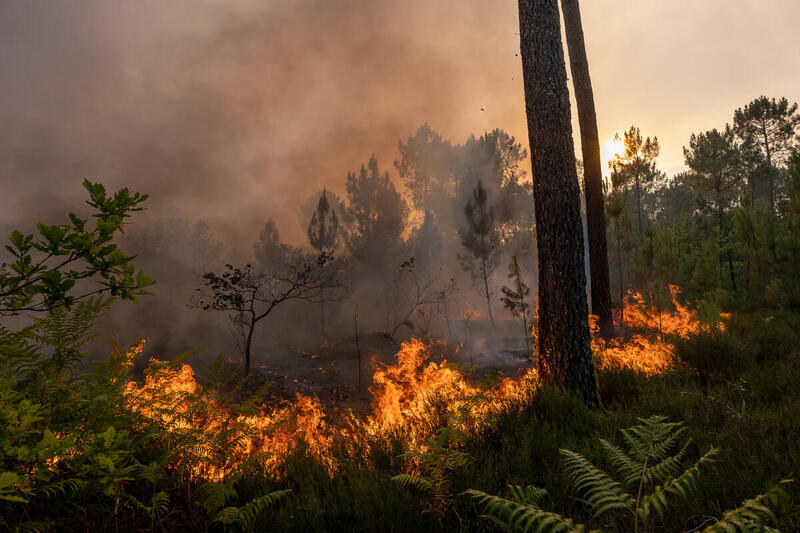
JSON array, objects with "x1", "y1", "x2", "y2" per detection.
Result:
[
  {"x1": 299, "y1": 189, "x2": 348, "y2": 243},
  {"x1": 395, "y1": 124, "x2": 454, "y2": 217},
  {"x1": 458, "y1": 181, "x2": 500, "y2": 328},
  {"x1": 501, "y1": 256, "x2": 531, "y2": 352},
  {"x1": 253, "y1": 219, "x2": 297, "y2": 273},
  {"x1": 605, "y1": 176, "x2": 630, "y2": 326},
  {"x1": 194, "y1": 253, "x2": 337, "y2": 377},
  {"x1": 518, "y1": 0, "x2": 600, "y2": 407},
  {"x1": 683, "y1": 126, "x2": 745, "y2": 292},
  {"x1": 651, "y1": 172, "x2": 696, "y2": 224},
  {"x1": 307, "y1": 189, "x2": 340, "y2": 337},
  {"x1": 344, "y1": 155, "x2": 407, "y2": 268},
  {"x1": 683, "y1": 127, "x2": 743, "y2": 228},
  {"x1": 561, "y1": 0, "x2": 613, "y2": 338},
  {"x1": 732, "y1": 193, "x2": 767, "y2": 303},
  {"x1": 126, "y1": 218, "x2": 222, "y2": 270},
  {"x1": 388, "y1": 256, "x2": 453, "y2": 340},
  {"x1": 411, "y1": 209, "x2": 443, "y2": 274},
  {"x1": 609, "y1": 126, "x2": 660, "y2": 232},
  {"x1": 0, "y1": 180, "x2": 153, "y2": 314},
  {"x1": 455, "y1": 129, "x2": 528, "y2": 239},
  {"x1": 733, "y1": 96, "x2": 800, "y2": 210}
]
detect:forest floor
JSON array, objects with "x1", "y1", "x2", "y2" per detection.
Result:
[{"x1": 246, "y1": 309, "x2": 800, "y2": 532}]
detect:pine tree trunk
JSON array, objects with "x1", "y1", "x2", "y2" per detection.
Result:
[
  {"x1": 518, "y1": 0, "x2": 600, "y2": 408},
  {"x1": 616, "y1": 218, "x2": 625, "y2": 327},
  {"x1": 320, "y1": 287, "x2": 326, "y2": 338},
  {"x1": 561, "y1": 0, "x2": 613, "y2": 338},
  {"x1": 482, "y1": 257, "x2": 496, "y2": 327}
]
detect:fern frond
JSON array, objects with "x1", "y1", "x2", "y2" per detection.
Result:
[
  {"x1": 638, "y1": 448, "x2": 717, "y2": 524},
  {"x1": 640, "y1": 439, "x2": 692, "y2": 486},
  {"x1": 444, "y1": 450, "x2": 473, "y2": 470},
  {"x1": 599, "y1": 439, "x2": 641, "y2": 487},
  {"x1": 213, "y1": 489, "x2": 292, "y2": 531},
  {"x1": 560, "y1": 448, "x2": 635, "y2": 518},
  {"x1": 150, "y1": 491, "x2": 170, "y2": 515},
  {"x1": 508, "y1": 484, "x2": 548, "y2": 507},
  {"x1": 391, "y1": 474, "x2": 434, "y2": 496},
  {"x1": 198, "y1": 481, "x2": 237, "y2": 514},
  {"x1": 34, "y1": 478, "x2": 86, "y2": 499},
  {"x1": 465, "y1": 489, "x2": 586, "y2": 533},
  {"x1": 620, "y1": 416, "x2": 684, "y2": 464},
  {"x1": 701, "y1": 479, "x2": 791, "y2": 533}
]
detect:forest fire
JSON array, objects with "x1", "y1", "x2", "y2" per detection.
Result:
[
  {"x1": 595, "y1": 285, "x2": 709, "y2": 376},
  {"x1": 119, "y1": 287, "x2": 699, "y2": 481},
  {"x1": 121, "y1": 337, "x2": 538, "y2": 481}
]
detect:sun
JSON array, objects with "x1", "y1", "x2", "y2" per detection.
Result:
[{"x1": 601, "y1": 135, "x2": 626, "y2": 171}]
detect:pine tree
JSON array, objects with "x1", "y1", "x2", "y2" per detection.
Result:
[
  {"x1": 307, "y1": 189, "x2": 339, "y2": 337},
  {"x1": 458, "y1": 181, "x2": 500, "y2": 328},
  {"x1": 733, "y1": 96, "x2": 800, "y2": 211},
  {"x1": 518, "y1": 0, "x2": 600, "y2": 407},
  {"x1": 561, "y1": 0, "x2": 613, "y2": 338},
  {"x1": 609, "y1": 126, "x2": 660, "y2": 232},
  {"x1": 501, "y1": 256, "x2": 531, "y2": 352}
]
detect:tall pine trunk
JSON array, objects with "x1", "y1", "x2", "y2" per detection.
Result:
[
  {"x1": 518, "y1": 0, "x2": 600, "y2": 408},
  {"x1": 561, "y1": 0, "x2": 613, "y2": 338}
]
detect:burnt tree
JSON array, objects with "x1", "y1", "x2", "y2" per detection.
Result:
[
  {"x1": 194, "y1": 253, "x2": 338, "y2": 378},
  {"x1": 518, "y1": 0, "x2": 600, "y2": 407},
  {"x1": 561, "y1": 0, "x2": 613, "y2": 338}
]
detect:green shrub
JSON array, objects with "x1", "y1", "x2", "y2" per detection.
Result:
[
  {"x1": 672, "y1": 330, "x2": 748, "y2": 392},
  {"x1": 597, "y1": 367, "x2": 640, "y2": 407},
  {"x1": 744, "y1": 315, "x2": 800, "y2": 362}
]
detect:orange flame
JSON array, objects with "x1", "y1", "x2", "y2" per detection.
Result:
[{"x1": 119, "y1": 286, "x2": 703, "y2": 480}]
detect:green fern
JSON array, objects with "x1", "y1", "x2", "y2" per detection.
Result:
[
  {"x1": 560, "y1": 448, "x2": 634, "y2": 518},
  {"x1": 198, "y1": 481, "x2": 239, "y2": 514},
  {"x1": 212, "y1": 489, "x2": 292, "y2": 532},
  {"x1": 464, "y1": 488, "x2": 588, "y2": 533},
  {"x1": 391, "y1": 473, "x2": 435, "y2": 496},
  {"x1": 392, "y1": 446, "x2": 473, "y2": 517},
  {"x1": 701, "y1": 480, "x2": 790, "y2": 533},
  {"x1": 508, "y1": 484, "x2": 548, "y2": 507},
  {"x1": 467, "y1": 415, "x2": 790, "y2": 532}
]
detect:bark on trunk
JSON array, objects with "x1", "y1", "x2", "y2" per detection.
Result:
[
  {"x1": 518, "y1": 0, "x2": 600, "y2": 408},
  {"x1": 561, "y1": 0, "x2": 613, "y2": 338}
]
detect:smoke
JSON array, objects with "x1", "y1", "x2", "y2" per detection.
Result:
[
  {"x1": 2, "y1": 0, "x2": 799, "y2": 372},
  {"x1": 0, "y1": 0, "x2": 527, "y2": 246}
]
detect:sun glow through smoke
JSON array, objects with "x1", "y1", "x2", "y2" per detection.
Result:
[{"x1": 601, "y1": 135, "x2": 626, "y2": 173}]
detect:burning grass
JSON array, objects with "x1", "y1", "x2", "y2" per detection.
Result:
[
  {"x1": 594, "y1": 285, "x2": 716, "y2": 376},
  {"x1": 121, "y1": 286, "x2": 704, "y2": 481}
]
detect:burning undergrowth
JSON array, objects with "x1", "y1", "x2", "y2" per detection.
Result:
[
  {"x1": 121, "y1": 286, "x2": 704, "y2": 482},
  {"x1": 594, "y1": 285, "x2": 717, "y2": 376}
]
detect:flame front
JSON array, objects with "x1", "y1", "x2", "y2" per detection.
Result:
[{"x1": 121, "y1": 285, "x2": 700, "y2": 481}]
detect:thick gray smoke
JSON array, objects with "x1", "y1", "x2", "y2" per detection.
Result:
[
  {"x1": 2, "y1": 1, "x2": 798, "y2": 380},
  {"x1": 0, "y1": 0, "x2": 527, "y2": 245}
]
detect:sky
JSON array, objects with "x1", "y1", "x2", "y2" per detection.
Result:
[{"x1": 1, "y1": 0, "x2": 798, "y2": 245}]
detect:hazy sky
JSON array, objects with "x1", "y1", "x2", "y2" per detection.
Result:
[{"x1": 1, "y1": 0, "x2": 798, "y2": 245}]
